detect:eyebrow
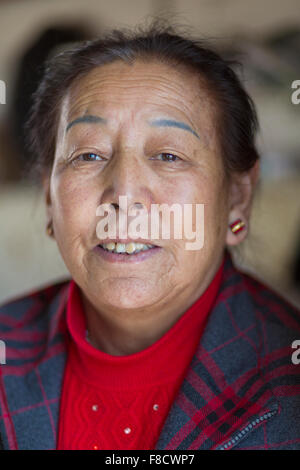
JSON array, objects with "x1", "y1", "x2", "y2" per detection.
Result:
[
  {"x1": 66, "y1": 115, "x2": 107, "y2": 132},
  {"x1": 148, "y1": 118, "x2": 200, "y2": 140},
  {"x1": 66, "y1": 114, "x2": 200, "y2": 140}
]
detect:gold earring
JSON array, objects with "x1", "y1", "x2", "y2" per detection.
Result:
[
  {"x1": 46, "y1": 221, "x2": 54, "y2": 237},
  {"x1": 229, "y1": 218, "x2": 245, "y2": 235}
]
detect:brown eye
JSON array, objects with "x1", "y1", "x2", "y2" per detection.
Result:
[
  {"x1": 157, "y1": 153, "x2": 181, "y2": 162},
  {"x1": 76, "y1": 152, "x2": 103, "y2": 162}
]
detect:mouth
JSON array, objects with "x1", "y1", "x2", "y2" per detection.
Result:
[
  {"x1": 94, "y1": 240, "x2": 161, "y2": 263},
  {"x1": 98, "y1": 241, "x2": 157, "y2": 255}
]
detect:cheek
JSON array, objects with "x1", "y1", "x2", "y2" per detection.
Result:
[
  {"x1": 162, "y1": 172, "x2": 228, "y2": 230},
  {"x1": 50, "y1": 173, "x2": 98, "y2": 242},
  {"x1": 203, "y1": 183, "x2": 229, "y2": 248},
  {"x1": 166, "y1": 173, "x2": 228, "y2": 269}
]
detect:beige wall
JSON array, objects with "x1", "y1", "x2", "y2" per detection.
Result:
[{"x1": 1, "y1": 0, "x2": 300, "y2": 85}]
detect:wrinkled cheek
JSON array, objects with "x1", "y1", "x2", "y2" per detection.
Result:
[
  {"x1": 50, "y1": 178, "x2": 88, "y2": 261},
  {"x1": 206, "y1": 195, "x2": 229, "y2": 248},
  {"x1": 52, "y1": 175, "x2": 91, "y2": 226}
]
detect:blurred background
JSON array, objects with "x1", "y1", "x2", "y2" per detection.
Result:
[{"x1": 0, "y1": 0, "x2": 299, "y2": 306}]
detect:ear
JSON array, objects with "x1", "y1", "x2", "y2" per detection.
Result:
[{"x1": 226, "y1": 160, "x2": 260, "y2": 246}]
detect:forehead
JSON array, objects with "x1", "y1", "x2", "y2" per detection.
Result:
[{"x1": 60, "y1": 60, "x2": 215, "y2": 132}]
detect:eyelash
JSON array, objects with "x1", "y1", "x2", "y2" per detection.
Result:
[
  {"x1": 72, "y1": 152, "x2": 182, "y2": 164},
  {"x1": 154, "y1": 153, "x2": 182, "y2": 162},
  {"x1": 73, "y1": 152, "x2": 105, "y2": 162}
]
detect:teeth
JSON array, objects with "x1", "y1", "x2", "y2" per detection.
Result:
[
  {"x1": 135, "y1": 243, "x2": 144, "y2": 251},
  {"x1": 125, "y1": 242, "x2": 136, "y2": 254},
  {"x1": 106, "y1": 242, "x2": 116, "y2": 251},
  {"x1": 116, "y1": 243, "x2": 125, "y2": 253},
  {"x1": 101, "y1": 241, "x2": 155, "y2": 254}
]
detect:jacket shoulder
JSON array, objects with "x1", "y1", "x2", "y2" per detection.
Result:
[
  {"x1": 0, "y1": 280, "x2": 70, "y2": 450},
  {"x1": 237, "y1": 269, "x2": 300, "y2": 390},
  {"x1": 237, "y1": 272, "x2": 300, "y2": 449},
  {"x1": 0, "y1": 279, "x2": 71, "y2": 332},
  {"x1": 240, "y1": 269, "x2": 300, "y2": 337}
]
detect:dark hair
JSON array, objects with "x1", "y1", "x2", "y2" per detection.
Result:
[{"x1": 25, "y1": 22, "x2": 260, "y2": 181}]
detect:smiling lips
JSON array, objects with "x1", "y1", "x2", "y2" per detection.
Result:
[{"x1": 99, "y1": 241, "x2": 156, "y2": 255}]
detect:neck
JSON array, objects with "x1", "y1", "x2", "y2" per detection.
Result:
[{"x1": 82, "y1": 287, "x2": 200, "y2": 356}]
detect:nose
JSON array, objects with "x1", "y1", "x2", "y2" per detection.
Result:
[{"x1": 99, "y1": 149, "x2": 154, "y2": 212}]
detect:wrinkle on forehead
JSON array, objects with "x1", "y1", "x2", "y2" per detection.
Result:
[{"x1": 61, "y1": 60, "x2": 218, "y2": 150}]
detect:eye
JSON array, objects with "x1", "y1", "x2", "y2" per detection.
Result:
[
  {"x1": 75, "y1": 152, "x2": 104, "y2": 162},
  {"x1": 155, "y1": 153, "x2": 181, "y2": 162}
]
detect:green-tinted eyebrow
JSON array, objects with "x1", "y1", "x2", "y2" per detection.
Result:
[
  {"x1": 66, "y1": 115, "x2": 107, "y2": 132},
  {"x1": 148, "y1": 118, "x2": 200, "y2": 140}
]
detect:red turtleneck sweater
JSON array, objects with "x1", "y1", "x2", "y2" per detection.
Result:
[{"x1": 57, "y1": 258, "x2": 224, "y2": 450}]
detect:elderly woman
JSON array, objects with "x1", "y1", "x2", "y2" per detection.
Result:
[{"x1": 0, "y1": 25, "x2": 299, "y2": 451}]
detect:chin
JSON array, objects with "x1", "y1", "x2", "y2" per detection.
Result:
[{"x1": 94, "y1": 278, "x2": 159, "y2": 310}]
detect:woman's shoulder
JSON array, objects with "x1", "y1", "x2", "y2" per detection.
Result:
[
  {"x1": 0, "y1": 278, "x2": 71, "y2": 329},
  {"x1": 232, "y1": 262, "x2": 300, "y2": 348},
  {"x1": 240, "y1": 267, "x2": 300, "y2": 317},
  {"x1": 223, "y1": 251, "x2": 300, "y2": 342}
]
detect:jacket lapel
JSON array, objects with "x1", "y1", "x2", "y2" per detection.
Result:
[
  {"x1": 156, "y1": 252, "x2": 280, "y2": 450},
  {"x1": 0, "y1": 283, "x2": 69, "y2": 450}
]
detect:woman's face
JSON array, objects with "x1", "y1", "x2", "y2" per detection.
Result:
[{"x1": 46, "y1": 60, "x2": 234, "y2": 313}]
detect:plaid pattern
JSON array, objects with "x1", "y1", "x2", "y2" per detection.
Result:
[{"x1": 0, "y1": 249, "x2": 300, "y2": 450}]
